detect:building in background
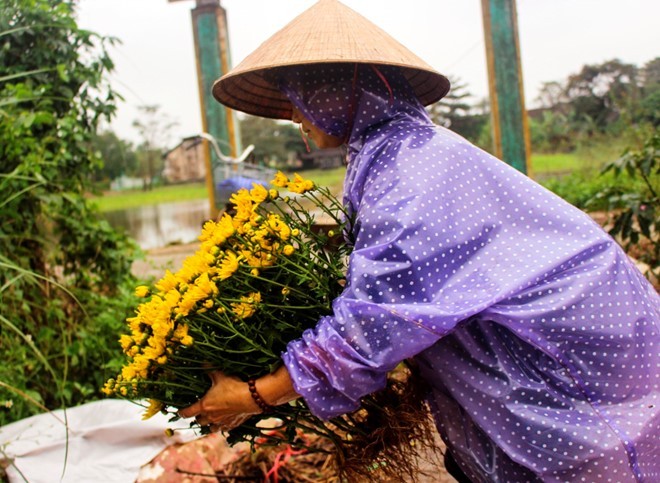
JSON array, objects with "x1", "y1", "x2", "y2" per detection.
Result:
[{"x1": 163, "y1": 136, "x2": 206, "y2": 183}]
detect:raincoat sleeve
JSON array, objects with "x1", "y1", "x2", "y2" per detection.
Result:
[{"x1": 282, "y1": 135, "x2": 609, "y2": 419}]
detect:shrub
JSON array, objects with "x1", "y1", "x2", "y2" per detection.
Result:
[
  {"x1": 0, "y1": 0, "x2": 140, "y2": 425},
  {"x1": 588, "y1": 132, "x2": 659, "y2": 279}
]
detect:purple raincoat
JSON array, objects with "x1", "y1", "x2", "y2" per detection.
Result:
[{"x1": 276, "y1": 65, "x2": 660, "y2": 482}]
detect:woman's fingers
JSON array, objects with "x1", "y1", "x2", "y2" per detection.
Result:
[
  {"x1": 178, "y1": 371, "x2": 257, "y2": 426},
  {"x1": 196, "y1": 412, "x2": 249, "y2": 431},
  {"x1": 178, "y1": 400, "x2": 203, "y2": 419}
]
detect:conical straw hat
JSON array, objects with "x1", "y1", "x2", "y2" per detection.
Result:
[{"x1": 213, "y1": 0, "x2": 449, "y2": 119}]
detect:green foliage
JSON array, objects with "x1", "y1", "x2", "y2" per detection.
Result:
[
  {"x1": 0, "y1": 0, "x2": 139, "y2": 425},
  {"x1": 565, "y1": 59, "x2": 640, "y2": 129},
  {"x1": 427, "y1": 76, "x2": 489, "y2": 145},
  {"x1": 240, "y1": 114, "x2": 306, "y2": 167},
  {"x1": 588, "y1": 132, "x2": 659, "y2": 278},
  {"x1": 529, "y1": 111, "x2": 573, "y2": 153},
  {"x1": 540, "y1": 169, "x2": 635, "y2": 209},
  {"x1": 90, "y1": 130, "x2": 139, "y2": 182},
  {"x1": 132, "y1": 104, "x2": 176, "y2": 189},
  {"x1": 639, "y1": 90, "x2": 660, "y2": 126}
]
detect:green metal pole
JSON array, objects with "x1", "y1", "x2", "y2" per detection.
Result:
[
  {"x1": 481, "y1": 0, "x2": 531, "y2": 175},
  {"x1": 190, "y1": 0, "x2": 241, "y2": 216}
]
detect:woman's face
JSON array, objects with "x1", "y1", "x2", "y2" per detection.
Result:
[{"x1": 291, "y1": 106, "x2": 344, "y2": 149}]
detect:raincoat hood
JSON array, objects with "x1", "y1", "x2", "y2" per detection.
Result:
[{"x1": 273, "y1": 64, "x2": 435, "y2": 158}]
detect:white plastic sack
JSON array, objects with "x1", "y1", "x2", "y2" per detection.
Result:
[{"x1": 0, "y1": 399, "x2": 196, "y2": 482}]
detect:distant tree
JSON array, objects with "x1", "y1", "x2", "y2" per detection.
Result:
[
  {"x1": 641, "y1": 57, "x2": 660, "y2": 91},
  {"x1": 428, "y1": 76, "x2": 471, "y2": 127},
  {"x1": 529, "y1": 110, "x2": 572, "y2": 153},
  {"x1": 564, "y1": 59, "x2": 640, "y2": 130},
  {"x1": 427, "y1": 76, "x2": 488, "y2": 143},
  {"x1": 240, "y1": 115, "x2": 305, "y2": 167},
  {"x1": 640, "y1": 57, "x2": 660, "y2": 126},
  {"x1": 535, "y1": 81, "x2": 570, "y2": 114},
  {"x1": 132, "y1": 104, "x2": 177, "y2": 189},
  {"x1": 91, "y1": 130, "x2": 138, "y2": 181}
]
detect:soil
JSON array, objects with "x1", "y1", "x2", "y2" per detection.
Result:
[{"x1": 132, "y1": 242, "x2": 202, "y2": 280}]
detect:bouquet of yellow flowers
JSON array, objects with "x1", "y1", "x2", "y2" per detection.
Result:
[{"x1": 104, "y1": 172, "x2": 437, "y2": 480}]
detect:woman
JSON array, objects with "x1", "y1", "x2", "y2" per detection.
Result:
[{"x1": 180, "y1": 1, "x2": 659, "y2": 481}]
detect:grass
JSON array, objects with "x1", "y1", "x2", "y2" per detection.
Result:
[
  {"x1": 89, "y1": 141, "x2": 625, "y2": 213},
  {"x1": 531, "y1": 153, "x2": 584, "y2": 174},
  {"x1": 91, "y1": 170, "x2": 349, "y2": 213},
  {"x1": 91, "y1": 183, "x2": 208, "y2": 212},
  {"x1": 300, "y1": 167, "x2": 347, "y2": 191}
]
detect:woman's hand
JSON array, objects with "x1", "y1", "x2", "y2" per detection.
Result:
[
  {"x1": 177, "y1": 366, "x2": 300, "y2": 433},
  {"x1": 178, "y1": 371, "x2": 261, "y2": 432}
]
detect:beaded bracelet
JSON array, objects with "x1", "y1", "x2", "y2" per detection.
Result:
[{"x1": 248, "y1": 379, "x2": 274, "y2": 413}]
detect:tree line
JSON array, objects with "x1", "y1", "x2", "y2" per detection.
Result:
[
  {"x1": 94, "y1": 56, "x2": 658, "y2": 185},
  {"x1": 429, "y1": 57, "x2": 659, "y2": 153}
]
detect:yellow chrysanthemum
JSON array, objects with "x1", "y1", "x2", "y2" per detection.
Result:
[
  {"x1": 217, "y1": 251, "x2": 241, "y2": 280},
  {"x1": 272, "y1": 171, "x2": 289, "y2": 188},
  {"x1": 155, "y1": 270, "x2": 178, "y2": 294},
  {"x1": 177, "y1": 250, "x2": 215, "y2": 284},
  {"x1": 119, "y1": 334, "x2": 134, "y2": 352},
  {"x1": 199, "y1": 214, "x2": 236, "y2": 253},
  {"x1": 287, "y1": 173, "x2": 315, "y2": 194},
  {"x1": 231, "y1": 292, "x2": 261, "y2": 319},
  {"x1": 176, "y1": 281, "x2": 213, "y2": 317},
  {"x1": 199, "y1": 220, "x2": 217, "y2": 243},
  {"x1": 121, "y1": 363, "x2": 137, "y2": 381},
  {"x1": 283, "y1": 245, "x2": 295, "y2": 256},
  {"x1": 266, "y1": 214, "x2": 291, "y2": 241},
  {"x1": 249, "y1": 226, "x2": 269, "y2": 246},
  {"x1": 172, "y1": 323, "x2": 192, "y2": 345},
  {"x1": 241, "y1": 249, "x2": 263, "y2": 268},
  {"x1": 102, "y1": 379, "x2": 115, "y2": 396},
  {"x1": 217, "y1": 213, "x2": 236, "y2": 238},
  {"x1": 230, "y1": 189, "x2": 255, "y2": 223},
  {"x1": 135, "y1": 286, "x2": 150, "y2": 298},
  {"x1": 269, "y1": 189, "x2": 279, "y2": 199},
  {"x1": 142, "y1": 399, "x2": 164, "y2": 420},
  {"x1": 132, "y1": 354, "x2": 151, "y2": 379},
  {"x1": 250, "y1": 183, "x2": 269, "y2": 204}
]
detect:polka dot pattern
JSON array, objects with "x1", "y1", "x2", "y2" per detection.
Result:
[{"x1": 280, "y1": 65, "x2": 660, "y2": 481}]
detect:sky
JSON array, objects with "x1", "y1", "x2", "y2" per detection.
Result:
[{"x1": 76, "y1": 0, "x2": 660, "y2": 147}]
